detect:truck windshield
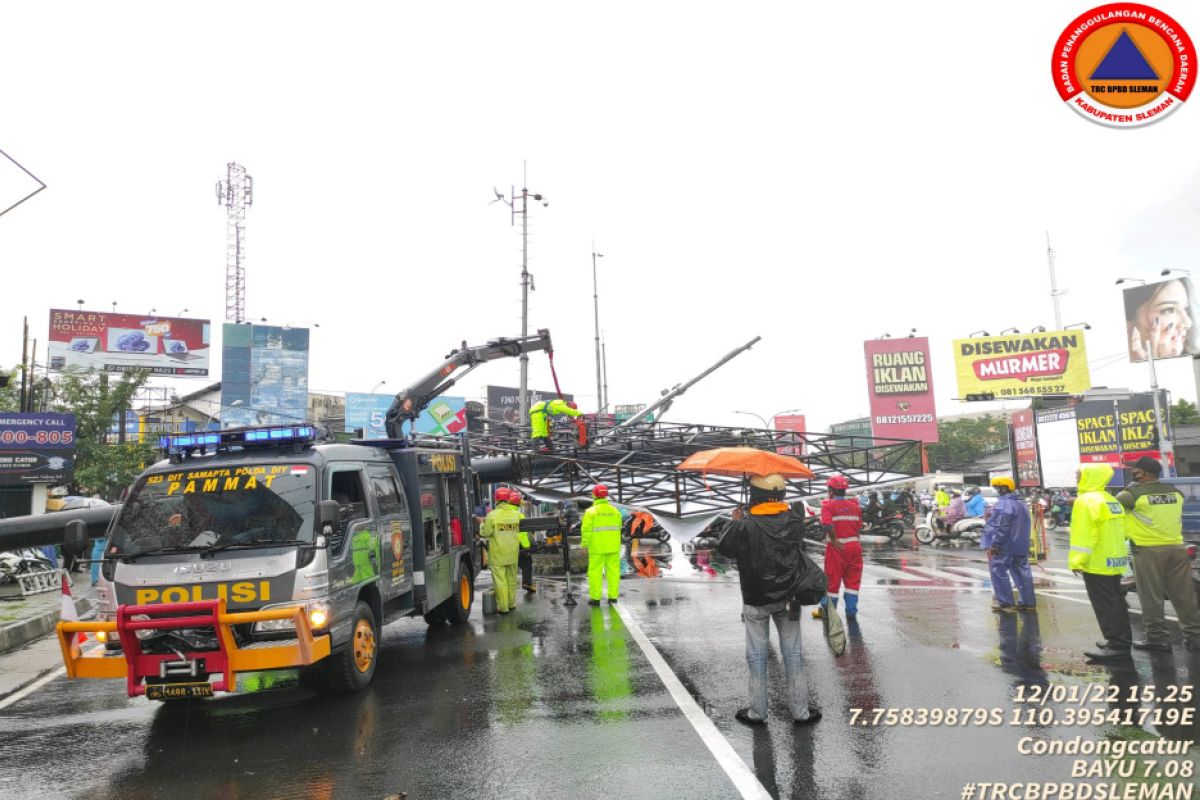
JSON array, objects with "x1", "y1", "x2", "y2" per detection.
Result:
[{"x1": 110, "y1": 463, "x2": 317, "y2": 556}]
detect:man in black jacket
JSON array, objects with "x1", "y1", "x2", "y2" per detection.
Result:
[{"x1": 718, "y1": 473, "x2": 822, "y2": 726}]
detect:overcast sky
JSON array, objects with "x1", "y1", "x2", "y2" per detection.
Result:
[{"x1": 2, "y1": 2, "x2": 1199, "y2": 432}]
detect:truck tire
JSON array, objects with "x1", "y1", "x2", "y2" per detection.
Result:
[
  {"x1": 423, "y1": 606, "x2": 447, "y2": 626},
  {"x1": 325, "y1": 601, "x2": 378, "y2": 693},
  {"x1": 445, "y1": 568, "x2": 474, "y2": 625}
]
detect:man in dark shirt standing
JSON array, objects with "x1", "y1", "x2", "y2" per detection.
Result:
[{"x1": 718, "y1": 473, "x2": 821, "y2": 726}]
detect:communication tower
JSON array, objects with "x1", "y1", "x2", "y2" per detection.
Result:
[{"x1": 216, "y1": 163, "x2": 253, "y2": 323}]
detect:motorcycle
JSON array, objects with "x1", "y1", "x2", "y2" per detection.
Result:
[
  {"x1": 860, "y1": 510, "x2": 907, "y2": 542},
  {"x1": 915, "y1": 510, "x2": 985, "y2": 545}
]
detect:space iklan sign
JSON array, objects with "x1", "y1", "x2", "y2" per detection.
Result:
[{"x1": 863, "y1": 337, "x2": 938, "y2": 442}]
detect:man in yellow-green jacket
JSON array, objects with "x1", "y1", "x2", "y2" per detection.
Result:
[
  {"x1": 530, "y1": 398, "x2": 582, "y2": 452},
  {"x1": 582, "y1": 484, "x2": 623, "y2": 606},
  {"x1": 1069, "y1": 464, "x2": 1133, "y2": 662},
  {"x1": 480, "y1": 488, "x2": 530, "y2": 614}
]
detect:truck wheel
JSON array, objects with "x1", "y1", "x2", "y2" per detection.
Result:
[
  {"x1": 423, "y1": 606, "x2": 447, "y2": 626},
  {"x1": 445, "y1": 569, "x2": 474, "y2": 625},
  {"x1": 325, "y1": 601, "x2": 378, "y2": 693}
]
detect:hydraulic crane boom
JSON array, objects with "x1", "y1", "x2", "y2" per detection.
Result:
[{"x1": 384, "y1": 329, "x2": 554, "y2": 438}]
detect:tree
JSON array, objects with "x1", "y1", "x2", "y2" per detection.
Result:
[
  {"x1": 925, "y1": 415, "x2": 1010, "y2": 472},
  {"x1": 0, "y1": 366, "x2": 17, "y2": 412},
  {"x1": 1170, "y1": 398, "x2": 1200, "y2": 426},
  {"x1": 50, "y1": 368, "x2": 155, "y2": 499}
]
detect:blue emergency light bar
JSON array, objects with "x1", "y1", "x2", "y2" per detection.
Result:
[{"x1": 160, "y1": 425, "x2": 317, "y2": 455}]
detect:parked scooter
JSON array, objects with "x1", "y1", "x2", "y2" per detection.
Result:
[{"x1": 915, "y1": 510, "x2": 985, "y2": 545}]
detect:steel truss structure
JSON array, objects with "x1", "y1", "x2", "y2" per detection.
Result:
[{"x1": 465, "y1": 419, "x2": 922, "y2": 520}]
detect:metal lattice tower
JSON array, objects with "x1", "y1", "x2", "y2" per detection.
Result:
[{"x1": 216, "y1": 163, "x2": 253, "y2": 323}]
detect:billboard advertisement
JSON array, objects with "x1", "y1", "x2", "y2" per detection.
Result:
[
  {"x1": 863, "y1": 337, "x2": 938, "y2": 442},
  {"x1": 773, "y1": 413, "x2": 806, "y2": 456},
  {"x1": 0, "y1": 412, "x2": 75, "y2": 485},
  {"x1": 953, "y1": 330, "x2": 1091, "y2": 399},
  {"x1": 1122, "y1": 277, "x2": 1200, "y2": 363},
  {"x1": 1011, "y1": 409, "x2": 1041, "y2": 488},
  {"x1": 221, "y1": 323, "x2": 310, "y2": 428},
  {"x1": 486, "y1": 386, "x2": 575, "y2": 426},
  {"x1": 345, "y1": 393, "x2": 467, "y2": 439},
  {"x1": 48, "y1": 309, "x2": 211, "y2": 376},
  {"x1": 1075, "y1": 392, "x2": 1171, "y2": 474}
]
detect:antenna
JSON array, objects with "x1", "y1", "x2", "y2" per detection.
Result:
[
  {"x1": 217, "y1": 162, "x2": 253, "y2": 323},
  {"x1": 1046, "y1": 231, "x2": 1064, "y2": 331}
]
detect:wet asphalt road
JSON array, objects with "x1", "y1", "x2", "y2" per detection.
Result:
[{"x1": 1, "y1": 531, "x2": 1198, "y2": 800}]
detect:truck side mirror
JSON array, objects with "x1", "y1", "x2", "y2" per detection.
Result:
[
  {"x1": 64, "y1": 519, "x2": 88, "y2": 554},
  {"x1": 316, "y1": 500, "x2": 340, "y2": 539}
]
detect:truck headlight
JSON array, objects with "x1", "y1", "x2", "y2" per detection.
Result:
[{"x1": 254, "y1": 600, "x2": 331, "y2": 633}]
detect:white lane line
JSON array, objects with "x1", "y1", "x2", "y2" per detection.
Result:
[
  {"x1": 0, "y1": 666, "x2": 65, "y2": 711},
  {"x1": 613, "y1": 603, "x2": 772, "y2": 800},
  {"x1": 1038, "y1": 591, "x2": 1179, "y2": 622}
]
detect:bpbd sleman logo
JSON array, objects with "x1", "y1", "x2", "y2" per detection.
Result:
[{"x1": 1054, "y1": 3, "x2": 1193, "y2": 127}]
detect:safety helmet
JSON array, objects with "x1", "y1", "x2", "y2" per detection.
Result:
[
  {"x1": 827, "y1": 474, "x2": 849, "y2": 490},
  {"x1": 592, "y1": 484, "x2": 609, "y2": 499},
  {"x1": 566, "y1": 401, "x2": 578, "y2": 410},
  {"x1": 750, "y1": 473, "x2": 787, "y2": 492},
  {"x1": 494, "y1": 487, "x2": 512, "y2": 504},
  {"x1": 991, "y1": 476, "x2": 1016, "y2": 492},
  {"x1": 965, "y1": 485, "x2": 980, "y2": 495}
]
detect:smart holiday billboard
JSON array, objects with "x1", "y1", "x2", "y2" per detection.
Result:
[
  {"x1": 863, "y1": 337, "x2": 938, "y2": 442},
  {"x1": 49, "y1": 309, "x2": 211, "y2": 376},
  {"x1": 953, "y1": 330, "x2": 1091, "y2": 399}
]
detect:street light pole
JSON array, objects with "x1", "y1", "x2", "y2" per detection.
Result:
[
  {"x1": 1115, "y1": 278, "x2": 1174, "y2": 475},
  {"x1": 733, "y1": 410, "x2": 769, "y2": 427},
  {"x1": 592, "y1": 246, "x2": 604, "y2": 414}
]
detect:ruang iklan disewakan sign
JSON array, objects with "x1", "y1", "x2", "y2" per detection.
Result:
[
  {"x1": 1010, "y1": 408, "x2": 1041, "y2": 488},
  {"x1": 953, "y1": 330, "x2": 1091, "y2": 399},
  {"x1": 1074, "y1": 391, "x2": 1171, "y2": 471},
  {"x1": 48, "y1": 309, "x2": 211, "y2": 376},
  {"x1": 863, "y1": 337, "x2": 938, "y2": 442},
  {"x1": 0, "y1": 412, "x2": 76, "y2": 485}
]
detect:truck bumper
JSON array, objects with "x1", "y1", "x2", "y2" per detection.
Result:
[{"x1": 56, "y1": 599, "x2": 331, "y2": 698}]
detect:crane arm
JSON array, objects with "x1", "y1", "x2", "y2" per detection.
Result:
[{"x1": 384, "y1": 329, "x2": 553, "y2": 438}]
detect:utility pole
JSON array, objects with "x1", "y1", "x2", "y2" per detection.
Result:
[
  {"x1": 592, "y1": 245, "x2": 604, "y2": 413},
  {"x1": 19, "y1": 317, "x2": 29, "y2": 413},
  {"x1": 601, "y1": 336, "x2": 609, "y2": 413},
  {"x1": 492, "y1": 167, "x2": 548, "y2": 423},
  {"x1": 217, "y1": 163, "x2": 253, "y2": 323},
  {"x1": 1046, "y1": 232, "x2": 1064, "y2": 330}
]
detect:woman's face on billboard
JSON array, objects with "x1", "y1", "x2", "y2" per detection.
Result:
[{"x1": 1132, "y1": 279, "x2": 1192, "y2": 359}]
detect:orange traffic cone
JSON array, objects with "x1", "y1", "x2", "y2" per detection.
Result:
[{"x1": 60, "y1": 571, "x2": 85, "y2": 645}]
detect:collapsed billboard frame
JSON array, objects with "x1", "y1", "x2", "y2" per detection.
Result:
[{"x1": 466, "y1": 419, "x2": 922, "y2": 520}]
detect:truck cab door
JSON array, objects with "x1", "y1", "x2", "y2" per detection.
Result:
[{"x1": 368, "y1": 467, "x2": 413, "y2": 599}]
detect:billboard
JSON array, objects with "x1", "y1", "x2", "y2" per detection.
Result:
[
  {"x1": 1011, "y1": 409, "x2": 1041, "y2": 488},
  {"x1": 221, "y1": 324, "x2": 310, "y2": 428},
  {"x1": 863, "y1": 337, "x2": 938, "y2": 442},
  {"x1": 345, "y1": 393, "x2": 467, "y2": 439},
  {"x1": 1122, "y1": 277, "x2": 1200, "y2": 363},
  {"x1": 48, "y1": 309, "x2": 211, "y2": 376},
  {"x1": 773, "y1": 413, "x2": 806, "y2": 456},
  {"x1": 485, "y1": 386, "x2": 575, "y2": 426},
  {"x1": 0, "y1": 412, "x2": 75, "y2": 485},
  {"x1": 953, "y1": 330, "x2": 1091, "y2": 399},
  {"x1": 1075, "y1": 392, "x2": 1171, "y2": 475}
]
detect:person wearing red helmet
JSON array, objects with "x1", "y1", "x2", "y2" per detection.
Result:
[
  {"x1": 480, "y1": 487, "x2": 529, "y2": 614},
  {"x1": 814, "y1": 474, "x2": 864, "y2": 620},
  {"x1": 529, "y1": 398, "x2": 583, "y2": 452},
  {"x1": 581, "y1": 484, "x2": 623, "y2": 605}
]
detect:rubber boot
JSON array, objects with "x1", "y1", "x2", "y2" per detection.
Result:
[{"x1": 844, "y1": 592, "x2": 858, "y2": 619}]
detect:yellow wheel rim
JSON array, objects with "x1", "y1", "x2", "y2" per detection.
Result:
[
  {"x1": 459, "y1": 575, "x2": 471, "y2": 609},
  {"x1": 353, "y1": 618, "x2": 376, "y2": 673}
]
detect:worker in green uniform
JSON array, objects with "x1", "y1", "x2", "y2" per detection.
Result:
[
  {"x1": 480, "y1": 487, "x2": 529, "y2": 614},
  {"x1": 581, "y1": 484, "x2": 623, "y2": 606},
  {"x1": 529, "y1": 398, "x2": 582, "y2": 452}
]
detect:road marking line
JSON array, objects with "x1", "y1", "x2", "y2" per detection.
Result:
[
  {"x1": 1038, "y1": 590, "x2": 1179, "y2": 622},
  {"x1": 613, "y1": 603, "x2": 772, "y2": 800},
  {"x1": 0, "y1": 666, "x2": 65, "y2": 711}
]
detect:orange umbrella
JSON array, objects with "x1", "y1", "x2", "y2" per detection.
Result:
[{"x1": 676, "y1": 446, "x2": 814, "y2": 479}]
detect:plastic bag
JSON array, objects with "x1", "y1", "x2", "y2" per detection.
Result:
[{"x1": 823, "y1": 606, "x2": 847, "y2": 657}]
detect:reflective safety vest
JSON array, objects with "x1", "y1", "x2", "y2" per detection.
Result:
[
  {"x1": 480, "y1": 502, "x2": 529, "y2": 566},
  {"x1": 1068, "y1": 464, "x2": 1129, "y2": 575},
  {"x1": 581, "y1": 497, "x2": 623, "y2": 554},
  {"x1": 529, "y1": 399, "x2": 582, "y2": 438},
  {"x1": 1117, "y1": 480, "x2": 1185, "y2": 547}
]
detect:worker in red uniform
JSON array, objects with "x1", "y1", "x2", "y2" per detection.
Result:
[{"x1": 812, "y1": 474, "x2": 864, "y2": 620}]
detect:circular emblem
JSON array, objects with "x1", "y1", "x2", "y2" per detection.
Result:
[
  {"x1": 1053, "y1": 3, "x2": 1193, "y2": 127},
  {"x1": 391, "y1": 528, "x2": 404, "y2": 560}
]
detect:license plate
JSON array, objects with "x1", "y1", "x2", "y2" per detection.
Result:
[{"x1": 146, "y1": 682, "x2": 214, "y2": 700}]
